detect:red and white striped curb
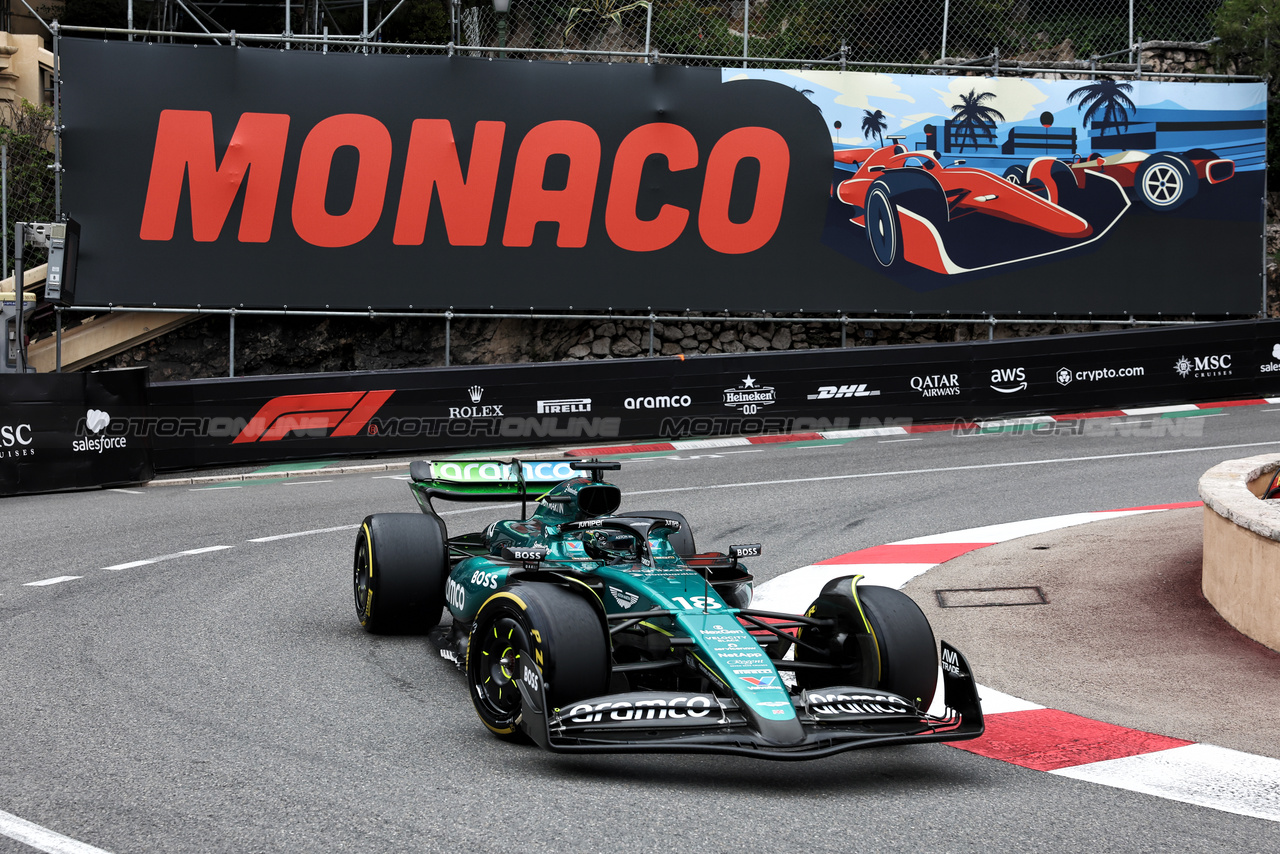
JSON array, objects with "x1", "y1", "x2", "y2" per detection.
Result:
[
  {"x1": 752, "y1": 502, "x2": 1280, "y2": 823},
  {"x1": 569, "y1": 397, "x2": 1280, "y2": 457}
]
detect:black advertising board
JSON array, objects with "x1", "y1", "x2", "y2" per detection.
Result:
[
  {"x1": 145, "y1": 320, "x2": 1280, "y2": 471},
  {"x1": 0, "y1": 368, "x2": 153, "y2": 495},
  {"x1": 61, "y1": 39, "x2": 1265, "y2": 315}
]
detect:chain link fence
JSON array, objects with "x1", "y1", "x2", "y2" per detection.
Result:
[
  {"x1": 0, "y1": 97, "x2": 55, "y2": 275},
  {"x1": 57, "y1": 1, "x2": 1228, "y2": 69}
]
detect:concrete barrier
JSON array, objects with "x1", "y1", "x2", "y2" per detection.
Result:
[{"x1": 1198, "y1": 454, "x2": 1280, "y2": 653}]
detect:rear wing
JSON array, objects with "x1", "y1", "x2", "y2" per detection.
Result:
[{"x1": 408, "y1": 459, "x2": 578, "y2": 507}]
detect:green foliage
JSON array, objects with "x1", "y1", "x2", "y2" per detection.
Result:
[
  {"x1": 0, "y1": 99, "x2": 57, "y2": 269},
  {"x1": 1212, "y1": 1, "x2": 1279, "y2": 186}
]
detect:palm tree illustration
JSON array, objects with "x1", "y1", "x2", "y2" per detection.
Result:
[
  {"x1": 950, "y1": 89, "x2": 1004, "y2": 152},
  {"x1": 861, "y1": 109, "x2": 888, "y2": 147},
  {"x1": 1068, "y1": 78, "x2": 1136, "y2": 137}
]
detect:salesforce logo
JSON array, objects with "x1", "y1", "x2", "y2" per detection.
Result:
[
  {"x1": 72, "y1": 408, "x2": 128, "y2": 453},
  {"x1": 1264, "y1": 344, "x2": 1280, "y2": 373}
]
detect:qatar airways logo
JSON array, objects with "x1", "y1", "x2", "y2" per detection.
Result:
[{"x1": 139, "y1": 111, "x2": 791, "y2": 255}]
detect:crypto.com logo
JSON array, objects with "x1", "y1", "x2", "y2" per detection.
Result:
[{"x1": 233, "y1": 390, "x2": 395, "y2": 443}]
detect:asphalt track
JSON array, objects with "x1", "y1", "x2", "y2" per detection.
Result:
[{"x1": 3, "y1": 403, "x2": 1280, "y2": 852}]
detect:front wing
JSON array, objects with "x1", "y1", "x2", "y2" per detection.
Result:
[{"x1": 513, "y1": 641, "x2": 984, "y2": 761}]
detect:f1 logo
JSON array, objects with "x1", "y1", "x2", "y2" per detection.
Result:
[{"x1": 233, "y1": 390, "x2": 395, "y2": 443}]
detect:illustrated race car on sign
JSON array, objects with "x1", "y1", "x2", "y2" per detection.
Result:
[
  {"x1": 833, "y1": 144, "x2": 1130, "y2": 276},
  {"x1": 352, "y1": 458, "x2": 984, "y2": 759},
  {"x1": 1018, "y1": 148, "x2": 1236, "y2": 212}
]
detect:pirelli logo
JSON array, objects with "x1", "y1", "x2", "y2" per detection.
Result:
[{"x1": 233, "y1": 390, "x2": 395, "y2": 443}]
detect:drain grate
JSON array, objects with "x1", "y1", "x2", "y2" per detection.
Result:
[{"x1": 935, "y1": 586, "x2": 1048, "y2": 608}]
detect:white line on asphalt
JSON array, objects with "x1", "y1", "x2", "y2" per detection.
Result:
[
  {"x1": 281, "y1": 479, "x2": 334, "y2": 486},
  {"x1": 1184, "y1": 413, "x2": 1229, "y2": 419},
  {"x1": 371, "y1": 475, "x2": 412, "y2": 480},
  {"x1": 250, "y1": 524, "x2": 360, "y2": 543},
  {"x1": 0, "y1": 808, "x2": 114, "y2": 854},
  {"x1": 110, "y1": 489, "x2": 145, "y2": 495},
  {"x1": 624, "y1": 440, "x2": 1280, "y2": 498},
  {"x1": 191, "y1": 485, "x2": 241, "y2": 490},
  {"x1": 879, "y1": 438, "x2": 923, "y2": 443},
  {"x1": 23, "y1": 577, "x2": 82, "y2": 587},
  {"x1": 104, "y1": 545, "x2": 233, "y2": 571}
]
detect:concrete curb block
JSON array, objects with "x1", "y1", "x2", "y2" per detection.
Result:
[{"x1": 1197, "y1": 453, "x2": 1280, "y2": 540}]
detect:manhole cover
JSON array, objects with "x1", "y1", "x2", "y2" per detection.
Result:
[{"x1": 934, "y1": 586, "x2": 1048, "y2": 608}]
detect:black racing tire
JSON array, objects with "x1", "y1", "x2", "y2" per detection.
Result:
[
  {"x1": 1002, "y1": 164, "x2": 1028, "y2": 184},
  {"x1": 864, "y1": 179, "x2": 903, "y2": 268},
  {"x1": 795, "y1": 578, "x2": 937, "y2": 709},
  {"x1": 1136, "y1": 152, "x2": 1197, "y2": 211},
  {"x1": 616, "y1": 511, "x2": 696, "y2": 557},
  {"x1": 467, "y1": 582, "x2": 609, "y2": 741},
  {"x1": 353, "y1": 513, "x2": 448, "y2": 634}
]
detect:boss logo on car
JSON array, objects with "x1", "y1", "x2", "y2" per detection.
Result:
[
  {"x1": 520, "y1": 662, "x2": 541, "y2": 692},
  {"x1": 470, "y1": 569, "x2": 500, "y2": 589}
]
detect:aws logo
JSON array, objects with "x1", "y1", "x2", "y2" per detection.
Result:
[{"x1": 990, "y1": 367, "x2": 1027, "y2": 394}]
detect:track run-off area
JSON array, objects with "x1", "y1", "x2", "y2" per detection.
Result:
[{"x1": 4, "y1": 402, "x2": 1280, "y2": 852}]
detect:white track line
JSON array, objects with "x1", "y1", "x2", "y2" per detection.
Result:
[
  {"x1": 0, "y1": 809, "x2": 114, "y2": 854},
  {"x1": 103, "y1": 545, "x2": 232, "y2": 571},
  {"x1": 625, "y1": 440, "x2": 1280, "y2": 498},
  {"x1": 250, "y1": 524, "x2": 359, "y2": 543},
  {"x1": 23, "y1": 577, "x2": 82, "y2": 587}
]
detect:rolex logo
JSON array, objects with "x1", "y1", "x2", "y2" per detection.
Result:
[{"x1": 467, "y1": 385, "x2": 484, "y2": 403}]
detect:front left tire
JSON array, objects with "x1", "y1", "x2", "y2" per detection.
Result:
[{"x1": 353, "y1": 513, "x2": 447, "y2": 634}]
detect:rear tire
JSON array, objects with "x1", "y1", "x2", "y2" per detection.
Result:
[
  {"x1": 353, "y1": 513, "x2": 448, "y2": 634},
  {"x1": 795, "y1": 578, "x2": 937, "y2": 709},
  {"x1": 467, "y1": 582, "x2": 609, "y2": 741}
]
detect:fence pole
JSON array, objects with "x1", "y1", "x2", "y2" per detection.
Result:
[
  {"x1": 53, "y1": 22, "x2": 61, "y2": 221},
  {"x1": 648, "y1": 313, "x2": 655, "y2": 356},
  {"x1": 445, "y1": 311, "x2": 452, "y2": 366},
  {"x1": 285, "y1": 0, "x2": 291, "y2": 49},
  {"x1": 229, "y1": 309, "x2": 236, "y2": 377},
  {"x1": 840, "y1": 315, "x2": 847, "y2": 347},
  {"x1": 742, "y1": 0, "x2": 749, "y2": 69},
  {"x1": 1129, "y1": 0, "x2": 1134, "y2": 66},
  {"x1": 644, "y1": 2, "x2": 652, "y2": 62},
  {"x1": 2, "y1": 144, "x2": 7, "y2": 281},
  {"x1": 55, "y1": 305, "x2": 61, "y2": 372},
  {"x1": 941, "y1": 0, "x2": 949, "y2": 60}
]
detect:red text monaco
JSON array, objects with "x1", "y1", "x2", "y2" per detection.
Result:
[{"x1": 139, "y1": 111, "x2": 791, "y2": 254}]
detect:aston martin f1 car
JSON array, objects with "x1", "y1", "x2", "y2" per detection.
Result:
[{"x1": 352, "y1": 458, "x2": 983, "y2": 760}]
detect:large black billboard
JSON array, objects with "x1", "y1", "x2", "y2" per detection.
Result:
[
  {"x1": 62, "y1": 39, "x2": 1265, "y2": 314},
  {"x1": 145, "y1": 320, "x2": 1280, "y2": 471}
]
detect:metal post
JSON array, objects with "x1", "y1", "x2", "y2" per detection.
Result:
[
  {"x1": 55, "y1": 305, "x2": 61, "y2": 372},
  {"x1": 648, "y1": 314, "x2": 655, "y2": 356},
  {"x1": 13, "y1": 222, "x2": 23, "y2": 372},
  {"x1": 128, "y1": 1, "x2": 133, "y2": 41},
  {"x1": 285, "y1": 0, "x2": 291, "y2": 48},
  {"x1": 840, "y1": 315, "x2": 847, "y2": 347},
  {"x1": 53, "y1": 23, "x2": 61, "y2": 220},
  {"x1": 1128, "y1": 0, "x2": 1134, "y2": 66},
  {"x1": 497, "y1": 11, "x2": 507, "y2": 59},
  {"x1": 742, "y1": 0, "x2": 749, "y2": 68},
  {"x1": 229, "y1": 309, "x2": 236, "y2": 377},
  {"x1": 2, "y1": 144, "x2": 7, "y2": 281},
  {"x1": 363, "y1": 0, "x2": 369, "y2": 52},
  {"x1": 988, "y1": 315, "x2": 995, "y2": 340},
  {"x1": 941, "y1": 0, "x2": 949, "y2": 61},
  {"x1": 644, "y1": 2, "x2": 652, "y2": 62},
  {"x1": 444, "y1": 312, "x2": 452, "y2": 366}
]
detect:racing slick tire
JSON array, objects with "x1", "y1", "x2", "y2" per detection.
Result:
[
  {"x1": 353, "y1": 513, "x2": 448, "y2": 634},
  {"x1": 864, "y1": 172, "x2": 949, "y2": 269},
  {"x1": 467, "y1": 582, "x2": 609, "y2": 741},
  {"x1": 795, "y1": 578, "x2": 937, "y2": 710},
  {"x1": 616, "y1": 511, "x2": 696, "y2": 557},
  {"x1": 1136, "y1": 152, "x2": 1197, "y2": 211}
]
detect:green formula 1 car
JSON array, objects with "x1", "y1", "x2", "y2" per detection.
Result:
[{"x1": 352, "y1": 458, "x2": 984, "y2": 760}]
